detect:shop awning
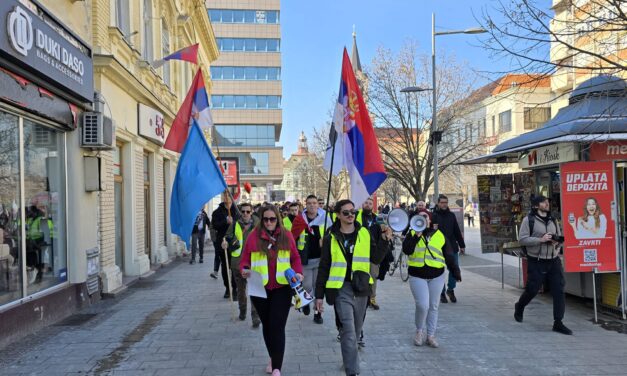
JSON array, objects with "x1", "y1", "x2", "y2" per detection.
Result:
[{"x1": 460, "y1": 75, "x2": 627, "y2": 165}]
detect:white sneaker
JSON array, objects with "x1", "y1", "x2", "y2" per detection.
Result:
[
  {"x1": 426, "y1": 335, "x2": 439, "y2": 348},
  {"x1": 413, "y1": 330, "x2": 424, "y2": 346}
]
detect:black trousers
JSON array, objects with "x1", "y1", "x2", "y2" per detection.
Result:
[
  {"x1": 517, "y1": 257, "x2": 566, "y2": 321},
  {"x1": 191, "y1": 232, "x2": 204, "y2": 261},
  {"x1": 251, "y1": 286, "x2": 292, "y2": 371},
  {"x1": 214, "y1": 241, "x2": 236, "y2": 291}
]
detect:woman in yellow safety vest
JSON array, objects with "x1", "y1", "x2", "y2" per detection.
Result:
[
  {"x1": 239, "y1": 205, "x2": 303, "y2": 376},
  {"x1": 402, "y1": 209, "x2": 461, "y2": 349}
]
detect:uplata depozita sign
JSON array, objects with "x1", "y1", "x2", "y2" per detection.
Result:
[{"x1": 0, "y1": 1, "x2": 93, "y2": 102}]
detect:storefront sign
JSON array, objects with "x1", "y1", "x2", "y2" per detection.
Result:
[
  {"x1": 219, "y1": 157, "x2": 239, "y2": 187},
  {"x1": 561, "y1": 161, "x2": 618, "y2": 272},
  {"x1": 519, "y1": 143, "x2": 579, "y2": 169},
  {"x1": 0, "y1": 1, "x2": 93, "y2": 102},
  {"x1": 590, "y1": 141, "x2": 627, "y2": 161},
  {"x1": 138, "y1": 103, "x2": 165, "y2": 145}
]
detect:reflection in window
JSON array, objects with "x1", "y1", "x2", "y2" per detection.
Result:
[
  {"x1": 217, "y1": 38, "x2": 280, "y2": 52},
  {"x1": 524, "y1": 107, "x2": 551, "y2": 130},
  {"x1": 221, "y1": 152, "x2": 270, "y2": 174},
  {"x1": 210, "y1": 66, "x2": 281, "y2": 81},
  {"x1": 208, "y1": 9, "x2": 279, "y2": 24},
  {"x1": 213, "y1": 125, "x2": 275, "y2": 147},
  {"x1": 23, "y1": 120, "x2": 66, "y2": 297},
  {"x1": 211, "y1": 95, "x2": 281, "y2": 109},
  {"x1": 499, "y1": 110, "x2": 512, "y2": 133}
]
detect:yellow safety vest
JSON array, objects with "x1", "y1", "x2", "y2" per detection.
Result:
[
  {"x1": 231, "y1": 222, "x2": 244, "y2": 257},
  {"x1": 408, "y1": 230, "x2": 446, "y2": 269},
  {"x1": 325, "y1": 227, "x2": 373, "y2": 289},
  {"x1": 27, "y1": 217, "x2": 44, "y2": 241},
  {"x1": 250, "y1": 249, "x2": 290, "y2": 286},
  {"x1": 283, "y1": 217, "x2": 292, "y2": 231},
  {"x1": 355, "y1": 210, "x2": 377, "y2": 227}
]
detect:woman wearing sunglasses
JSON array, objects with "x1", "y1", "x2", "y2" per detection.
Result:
[
  {"x1": 239, "y1": 205, "x2": 303, "y2": 376},
  {"x1": 402, "y1": 209, "x2": 461, "y2": 348}
]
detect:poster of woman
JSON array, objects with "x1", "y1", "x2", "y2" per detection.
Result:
[{"x1": 568, "y1": 198, "x2": 607, "y2": 239}]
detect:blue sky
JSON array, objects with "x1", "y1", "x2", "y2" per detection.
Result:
[{"x1": 279, "y1": 0, "x2": 518, "y2": 156}]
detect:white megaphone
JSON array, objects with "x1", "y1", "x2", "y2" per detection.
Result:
[
  {"x1": 285, "y1": 269, "x2": 314, "y2": 310},
  {"x1": 410, "y1": 214, "x2": 428, "y2": 233},
  {"x1": 377, "y1": 208, "x2": 409, "y2": 232}
]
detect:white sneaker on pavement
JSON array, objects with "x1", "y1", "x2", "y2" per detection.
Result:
[
  {"x1": 426, "y1": 335, "x2": 439, "y2": 348},
  {"x1": 414, "y1": 330, "x2": 424, "y2": 346}
]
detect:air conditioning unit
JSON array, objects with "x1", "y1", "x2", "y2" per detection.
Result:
[{"x1": 81, "y1": 112, "x2": 114, "y2": 149}]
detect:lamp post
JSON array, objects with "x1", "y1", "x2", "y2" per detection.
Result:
[{"x1": 431, "y1": 13, "x2": 486, "y2": 203}]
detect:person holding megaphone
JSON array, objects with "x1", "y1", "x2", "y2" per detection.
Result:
[
  {"x1": 239, "y1": 205, "x2": 303, "y2": 376},
  {"x1": 402, "y1": 209, "x2": 461, "y2": 348}
]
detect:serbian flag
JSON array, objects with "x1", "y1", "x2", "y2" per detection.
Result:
[
  {"x1": 153, "y1": 43, "x2": 199, "y2": 68},
  {"x1": 323, "y1": 48, "x2": 387, "y2": 207},
  {"x1": 164, "y1": 68, "x2": 213, "y2": 152}
]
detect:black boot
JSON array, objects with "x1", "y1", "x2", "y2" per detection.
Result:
[
  {"x1": 446, "y1": 289, "x2": 457, "y2": 303},
  {"x1": 514, "y1": 302, "x2": 524, "y2": 323},
  {"x1": 440, "y1": 292, "x2": 448, "y2": 304},
  {"x1": 553, "y1": 320, "x2": 573, "y2": 335}
]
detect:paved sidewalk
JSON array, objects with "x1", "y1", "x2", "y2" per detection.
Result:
[{"x1": 2, "y1": 247, "x2": 627, "y2": 376}]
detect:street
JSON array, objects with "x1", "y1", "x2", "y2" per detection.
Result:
[{"x1": 1, "y1": 229, "x2": 627, "y2": 376}]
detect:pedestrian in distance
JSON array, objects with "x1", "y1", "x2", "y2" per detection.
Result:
[
  {"x1": 211, "y1": 192, "x2": 238, "y2": 299},
  {"x1": 432, "y1": 194, "x2": 465, "y2": 303},
  {"x1": 403, "y1": 209, "x2": 461, "y2": 348},
  {"x1": 222, "y1": 202, "x2": 261, "y2": 328},
  {"x1": 315, "y1": 199, "x2": 391, "y2": 376},
  {"x1": 515, "y1": 195, "x2": 572, "y2": 335},
  {"x1": 190, "y1": 209, "x2": 210, "y2": 264},
  {"x1": 239, "y1": 205, "x2": 303, "y2": 376},
  {"x1": 465, "y1": 202, "x2": 475, "y2": 228}
]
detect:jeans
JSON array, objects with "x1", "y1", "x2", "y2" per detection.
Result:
[
  {"x1": 409, "y1": 274, "x2": 445, "y2": 336},
  {"x1": 191, "y1": 232, "x2": 204, "y2": 261},
  {"x1": 231, "y1": 256, "x2": 260, "y2": 323},
  {"x1": 302, "y1": 259, "x2": 319, "y2": 310},
  {"x1": 335, "y1": 282, "x2": 368, "y2": 376},
  {"x1": 214, "y1": 241, "x2": 236, "y2": 291},
  {"x1": 251, "y1": 286, "x2": 292, "y2": 371},
  {"x1": 442, "y1": 251, "x2": 459, "y2": 292},
  {"x1": 370, "y1": 263, "x2": 379, "y2": 299},
  {"x1": 517, "y1": 257, "x2": 565, "y2": 321}
]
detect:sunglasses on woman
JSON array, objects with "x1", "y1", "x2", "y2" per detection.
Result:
[{"x1": 262, "y1": 217, "x2": 278, "y2": 223}]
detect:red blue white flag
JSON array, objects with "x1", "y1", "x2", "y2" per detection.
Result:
[
  {"x1": 164, "y1": 68, "x2": 213, "y2": 152},
  {"x1": 323, "y1": 48, "x2": 387, "y2": 207},
  {"x1": 153, "y1": 43, "x2": 199, "y2": 68}
]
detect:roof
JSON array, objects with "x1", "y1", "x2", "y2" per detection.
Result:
[{"x1": 491, "y1": 74, "x2": 551, "y2": 95}]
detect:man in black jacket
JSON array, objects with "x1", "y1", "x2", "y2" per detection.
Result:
[
  {"x1": 432, "y1": 195, "x2": 465, "y2": 303},
  {"x1": 211, "y1": 192, "x2": 238, "y2": 299},
  {"x1": 190, "y1": 209, "x2": 210, "y2": 264}
]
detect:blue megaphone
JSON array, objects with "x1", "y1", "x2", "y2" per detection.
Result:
[{"x1": 284, "y1": 268, "x2": 314, "y2": 309}]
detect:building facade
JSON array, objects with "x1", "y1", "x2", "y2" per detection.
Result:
[
  {"x1": 93, "y1": 0, "x2": 218, "y2": 292},
  {"x1": 206, "y1": 0, "x2": 284, "y2": 202}
]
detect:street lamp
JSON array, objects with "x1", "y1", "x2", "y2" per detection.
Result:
[{"x1": 431, "y1": 13, "x2": 487, "y2": 203}]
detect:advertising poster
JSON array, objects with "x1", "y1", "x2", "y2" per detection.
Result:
[
  {"x1": 219, "y1": 157, "x2": 240, "y2": 187},
  {"x1": 477, "y1": 174, "x2": 516, "y2": 253},
  {"x1": 561, "y1": 161, "x2": 618, "y2": 272}
]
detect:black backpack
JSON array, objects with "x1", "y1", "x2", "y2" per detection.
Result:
[{"x1": 520, "y1": 212, "x2": 557, "y2": 256}]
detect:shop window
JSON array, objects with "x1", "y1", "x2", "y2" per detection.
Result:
[
  {"x1": 23, "y1": 120, "x2": 67, "y2": 297},
  {"x1": 524, "y1": 107, "x2": 551, "y2": 130}
]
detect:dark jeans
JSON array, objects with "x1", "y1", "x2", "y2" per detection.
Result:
[
  {"x1": 191, "y1": 232, "x2": 204, "y2": 261},
  {"x1": 251, "y1": 286, "x2": 292, "y2": 371},
  {"x1": 442, "y1": 251, "x2": 460, "y2": 293},
  {"x1": 214, "y1": 241, "x2": 236, "y2": 291},
  {"x1": 517, "y1": 257, "x2": 565, "y2": 321}
]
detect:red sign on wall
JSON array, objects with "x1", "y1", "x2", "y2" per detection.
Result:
[
  {"x1": 560, "y1": 161, "x2": 618, "y2": 272},
  {"x1": 219, "y1": 157, "x2": 240, "y2": 187},
  {"x1": 590, "y1": 141, "x2": 627, "y2": 161}
]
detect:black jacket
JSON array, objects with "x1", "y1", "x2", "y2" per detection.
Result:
[
  {"x1": 315, "y1": 221, "x2": 390, "y2": 305},
  {"x1": 211, "y1": 203, "x2": 238, "y2": 244},
  {"x1": 432, "y1": 207, "x2": 466, "y2": 253},
  {"x1": 402, "y1": 228, "x2": 461, "y2": 280},
  {"x1": 191, "y1": 210, "x2": 210, "y2": 234}
]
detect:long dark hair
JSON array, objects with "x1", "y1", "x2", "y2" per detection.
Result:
[
  {"x1": 256, "y1": 205, "x2": 290, "y2": 253},
  {"x1": 581, "y1": 197, "x2": 602, "y2": 229}
]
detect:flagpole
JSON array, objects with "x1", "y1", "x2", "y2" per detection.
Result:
[{"x1": 323, "y1": 123, "x2": 338, "y2": 235}]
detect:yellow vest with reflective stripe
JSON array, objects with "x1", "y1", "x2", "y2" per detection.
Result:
[
  {"x1": 250, "y1": 249, "x2": 290, "y2": 286},
  {"x1": 355, "y1": 210, "x2": 377, "y2": 227},
  {"x1": 231, "y1": 222, "x2": 244, "y2": 257},
  {"x1": 283, "y1": 217, "x2": 292, "y2": 231},
  {"x1": 326, "y1": 227, "x2": 373, "y2": 289},
  {"x1": 298, "y1": 226, "x2": 325, "y2": 251},
  {"x1": 408, "y1": 230, "x2": 446, "y2": 269}
]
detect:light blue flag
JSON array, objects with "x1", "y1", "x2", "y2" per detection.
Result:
[{"x1": 170, "y1": 119, "x2": 227, "y2": 247}]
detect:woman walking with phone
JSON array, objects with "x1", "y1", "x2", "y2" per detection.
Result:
[{"x1": 240, "y1": 205, "x2": 303, "y2": 376}]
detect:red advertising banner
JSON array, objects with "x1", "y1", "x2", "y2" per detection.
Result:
[
  {"x1": 561, "y1": 161, "x2": 618, "y2": 272},
  {"x1": 589, "y1": 141, "x2": 627, "y2": 161},
  {"x1": 219, "y1": 157, "x2": 240, "y2": 187}
]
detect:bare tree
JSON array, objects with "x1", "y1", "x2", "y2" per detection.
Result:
[
  {"x1": 380, "y1": 178, "x2": 405, "y2": 205},
  {"x1": 310, "y1": 125, "x2": 350, "y2": 202},
  {"x1": 366, "y1": 41, "x2": 489, "y2": 202},
  {"x1": 479, "y1": 0, "x2": 627, "y2": 85}
]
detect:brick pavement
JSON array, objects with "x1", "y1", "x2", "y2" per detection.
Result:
[{"x1": 2, "y1": 241, "x2": 627, "y2": 376}]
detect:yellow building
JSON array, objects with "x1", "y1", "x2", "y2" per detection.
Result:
[{"x1": 92, "y1": 0, "x2": 218, "y2": 292}]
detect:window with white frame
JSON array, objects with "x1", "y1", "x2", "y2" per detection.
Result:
[
  {"x1": 161, "y1": 20, "x2": 170, "y2": 87},
  {"x1": 143, "y1": 0, "x2": 153, "y2": 61},
  {"x1": 116, "y1": 0, "x2": 130, "y2": 39}
]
